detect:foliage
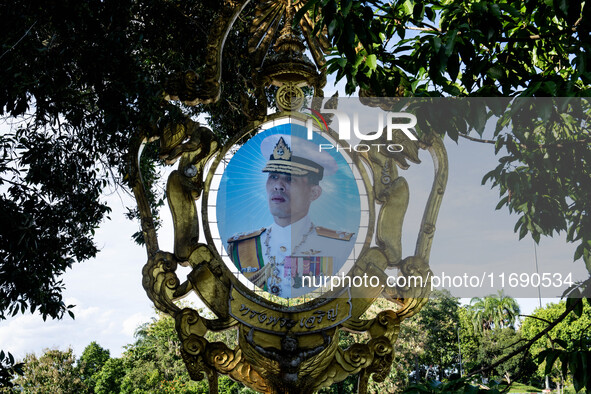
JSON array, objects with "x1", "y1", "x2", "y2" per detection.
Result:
[
  {"x1": 324, "y1": 291, "x2": 462, "y2": 392},
  {"x1": 413, "y1": 290, "x2": 461, "y2": 382},
  {"x1": 403, "y1": 377, "x2": 502, "y2": 394},
  {"x1": 119, "y1": 313, "x2": 195, "y2": 392},
  {"x1": 77, "y1": 342, "x2": 111, "y2": 393},
  {"x1": 3, "y1": 312, "x2": 245, "y2": 392},
  {"x1": 94, "y1": 358, "x2": 126, "y2": 394},
  {"x1": 521, "y1": 298, "x2": 591, "y2": 392},
  {"x1": 481, "y1": 100, "x2": 591, "y2": 276},
  {"x1": 321, "y1": 292, "x2": 535, "y2": 392},
  {"x1": 468, "y1": 291, "x2": 521, "y2": 332},
  {"x1": 296, "y1": 5, "x2": 591, "y2": 387},
  {"x1": 11, "y1": 348, "x2": 86, "y2": 393},
  {"x1": 0, "y1": 0, "x2": 254, "y2": 378},
  {"x1": 119, "y1": 311, "x2": 244, "y2": 393},
  {"x1": 0, "y1": 351, "x2": 23, "y2": 389},
  {"x1": 474, "y1": 328, "x2": 534, "y2": 382},
  {"x1": 366, "y1": 309, "x2": 425, "y2": 392},
  {"x1": 297, "y1": 0, "x2": 591, "y2": 275},
  {"x1": 457, "y1": 307, "x2": 480, "y2": 374},
  {"x1": 0, "y1": 0, "x2": 254, "y2": 324},
  {"x1": 299, "y1": 0, "x2": 590, "y2": 97},
  {"x1": 458, "y1": 294, "x2": 537, "y2": 386}
]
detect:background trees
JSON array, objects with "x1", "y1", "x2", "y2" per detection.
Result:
[
  {"x1": 0, "y1": 0, "x2": 254, "y2": 325},
  {"x1": 1, "y1": 313, "x2": 246, "y2": 393},
  {"x1": 77, "y1": 342, "x2": 110, "y2": 394},
  {"x1": 301, "y1": 0, "x2": 590, "y2": 97},
  {"x1": 412, "y1": 291, "x2": 460, "y2": 382},
  {"x1": 468, "y1": 291, "x2": 521, "y2": 332},
  {"x1": 10, "y1": 348, "x2": 85, "y2": 393},
  {"x1": 2, "y1": 0, "x2": 591, "y2": 390},
  {"x1": 298, "y1": 0, "x2": 591, "y2": 274},
  {"x1": 1, "y1": 0, "x2": 254, "y2": 380},
  {"x1": 296, "y1": 2, "x2": 591, "y2": 388},
  {"x1": 1, "y1": 297, "x2": 588, "y2": 392},
  {"x1": 521, "y1": 300, "x2": 591, "y2": 391}
]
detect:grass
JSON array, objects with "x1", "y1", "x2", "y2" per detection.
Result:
[{"x1": 503, "y1": 382, "x2": 543, "y2": 393}]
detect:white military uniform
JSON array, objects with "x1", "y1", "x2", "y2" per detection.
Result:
[
  {"x1": 227, "y1": 215, "x2": 354, "y2": 298},
  {"x1": 226, "y1": 134, "x2": 354, "y2": 298}
]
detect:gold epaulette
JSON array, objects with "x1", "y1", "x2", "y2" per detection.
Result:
[
  {"x1": 315, "y1": 226, "x2": 354, "y2": 241},
  {"x1": 227, "y1": 228, "x2": 266, "y2": 243}
]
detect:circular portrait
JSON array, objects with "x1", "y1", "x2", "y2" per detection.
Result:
[{"x1": 216, "y1": 122, "x2": 361, "y2": 298}]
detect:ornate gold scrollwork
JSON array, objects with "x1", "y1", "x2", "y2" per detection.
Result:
[
  {"x1": 131, "y1": 2, "x2": 449, "y2": 393},
  {"x1": 133, "y1": 107, "x2": 448, "y2": 392}
]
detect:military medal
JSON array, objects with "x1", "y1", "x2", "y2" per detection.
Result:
[{"x1": 262, "y1": 222, "x2": 317, "y2": 297}]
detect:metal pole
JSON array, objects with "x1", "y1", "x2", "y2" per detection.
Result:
[
  {"x1": 534, "y1": 241, "x2": 550, "y2": 392},
  {"x1": 457, "y1": 324, "x2": 463, "y2": 377}
]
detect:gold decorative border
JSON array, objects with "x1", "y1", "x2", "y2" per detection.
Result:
[{"x1": 133, "y1": 103, "x2": 448, "y2": 392}]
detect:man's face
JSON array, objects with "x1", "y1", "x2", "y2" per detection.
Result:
[{"x1": 266, "y1": 172, "x2": 321, "y2": 227}]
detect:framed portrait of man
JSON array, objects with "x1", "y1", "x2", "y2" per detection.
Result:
[{"x1": 216, "y1": 121, "x2": 361, "y2": 298}]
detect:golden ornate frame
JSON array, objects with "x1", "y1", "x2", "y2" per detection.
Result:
[
  {"x1": 131, "y1": 108, "x2": 447, "y2": 393},
  {"x1": 129, "y1": 1, "x2": 449, "y2": 392}
]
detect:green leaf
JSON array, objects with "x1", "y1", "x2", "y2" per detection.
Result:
[
  {"x1": 432, "y1": 36, "x2": 442, "y2": 53},
  {"x1": 574, "y1": 243, "x2": 584, "y2": 261},
  {"x1": 581, "y1": 352, "x2": 589, "y2": 390},
  {"x1": 573, "y1": 298, "x2": 584, "y2": 317},
  {"x1": 543, "y1": 350, "x2": 560, "y2": 375},
  {"x1": 560, "y1": 352, "x2": 569, "y2": 377},
  {"x1": 402, "y1": 0, "x2": 413, "y2": 16},
  {"x1": 447, "y1": 53, "x2": 459, "y2": 81},
  {"x1": 495, "y1": 196, "x2": 509, "y2": 210},
  {"x1": 571, "y1": 352, "x2": 583, "y2": 392},
  {"x1": 553, "y1": 0, "x2": 568, "y2": 19},
  {"x1": 554, "y1": 338, "x2": 568, "y2": 349},
  {"x1": 366, "y1": 54, "x2": 377, "y2": 70},
  {"x1": 342, "y1": 0, "x2": 353, "y2": 17},
  {"x1": 566, "y1": 297, "x2": 579, "y2": 311},
  {"x1": 328, "y1": 18, "x2": 339, "y2": 36},
  {"x1": 413, "y1": 3, "x2": 425, "y2": 21},
  {"x1": 487, "y1": 66, "x2": 504, "y2": 80},
  {"x1": 445, "y1": 30, "x2": 457, "y2": 57}
]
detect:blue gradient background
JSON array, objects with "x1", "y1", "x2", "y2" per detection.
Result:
[{"x1": 216, "y1": 123, "x2": 361, "y2": 247}]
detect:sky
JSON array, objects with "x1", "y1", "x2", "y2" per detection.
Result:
[{"x1": 1, "y1": 99, "x2": 589, "y2": 362}]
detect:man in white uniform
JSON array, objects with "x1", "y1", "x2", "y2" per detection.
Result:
[{"x1": 227, "y1": 134, "x2": 354, "y2": 298}]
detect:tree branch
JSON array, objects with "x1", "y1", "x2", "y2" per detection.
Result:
[
  {"x1": 395, "y1": 24, "x2": 576, "y2": 43},
  {"x1": 458, "y1": 133, "x2": 496, "y2": 144},
  {"x1": 518, "y1": 314, "x2": 552, "y2": 325},
  {"x1": 0, "y1": 21, "x2": 38, "y2": 60},
  {"x1": 459, "y1": 133, "x2": 591, "y2": 150},
  {"x1": 499, "y1": 27, "x2": 578, "y2": 42},
  {"x1": 403, "y1": 26, "x2": 439, "y2": 33},
  {"x1": 467, "y1": 298, "x2": 583, "y2": 377}
]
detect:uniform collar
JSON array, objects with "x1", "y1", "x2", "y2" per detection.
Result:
[{"x1": 270, "y1": 214, "x2": 312, "y2": 241}]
